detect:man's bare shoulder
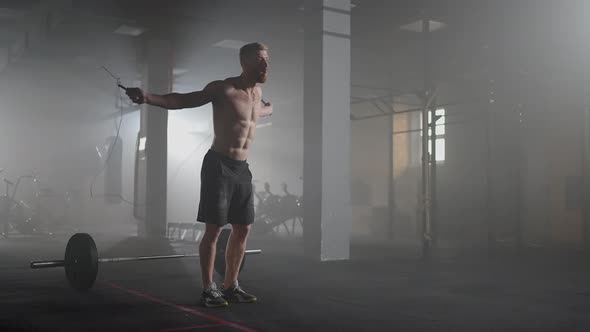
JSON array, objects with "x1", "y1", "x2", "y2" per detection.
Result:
[
  {"x1": 205, "y1": 77, "x2": 240, "y2": 93},
  {"x1": 203, "y1": 80, "x2": 226, "y2": 92},
  {"x1": 202, "y1": 80, "x2": 234, "y2": 102},
  {"x1": 220, "y1": 77, "x2": 242, "y2": 90}
]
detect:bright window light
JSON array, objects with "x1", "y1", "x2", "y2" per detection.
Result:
[
  {"x1": 421, "y1": 108, "x2": 446, "y2": 162},
  {"x1": 138, "y1": 137, "x2": 146, "y2": 151}
]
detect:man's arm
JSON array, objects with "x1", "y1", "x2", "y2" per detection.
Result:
[
  {"x1": 259, "y1": 99, "x2": 273, "y2": 117},
  {"x1": 126, "y1": 81, "x2": 222, "y2": 110}
]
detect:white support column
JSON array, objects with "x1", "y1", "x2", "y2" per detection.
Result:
[
  {"x1": 0, "y1": 47, "x2": 8, "y2": 72},
  {"x1": 137, "y1": 39, "x2": 172, "y2": 237},
  {"x1": 0, "y1": 0, "x2": 71, "y2": 68},
  {"x1": 303, "y1": 0, "x2": 352, "y2": 261}
]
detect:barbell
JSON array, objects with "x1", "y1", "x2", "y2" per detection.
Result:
[{"x1": 30, "y1": 229, "x2": 262, "y2": 291}]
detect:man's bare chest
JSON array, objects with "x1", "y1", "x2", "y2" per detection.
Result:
[{"x1": 219, "y1": 90, "x2": 261, "y2": 120}]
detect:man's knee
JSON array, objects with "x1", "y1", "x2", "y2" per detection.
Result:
[
  {"x1": 201, "y1": 224, "x2": 223, "y2": 244},
  {"x1": 230, "y1": 224, "x2": 251, "y2": 240}
]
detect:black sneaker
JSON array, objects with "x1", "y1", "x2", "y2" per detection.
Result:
[
  {"x1": 222, "y1": 283, "x2": 257, "y2": 303},
  {"x1": 200, "y1": 283, "x2": 229, "y2": 308}
]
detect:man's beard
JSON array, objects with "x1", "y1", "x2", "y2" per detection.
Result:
[
  {"x1": 257, "y1": 73, "x2": 268, "y2": 83},
  {"x1": 250, "y1": 69, "x2": 267, "y2": 83}
]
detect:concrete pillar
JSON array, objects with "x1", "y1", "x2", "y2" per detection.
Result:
[
  {"x1": 583, "y1": 107, "x2": 590, "y2": 250},
  {"x1": 104, "y1": 136, "x2": 122, "y2": 205},
  {"x1": 1, "y1": 0, "x2": 71, "y2": 66},
  {"x1": 136, "y1": 39, "x2": 172, "y2": 237},
  {"x1": 25, "y1": 2, "x2": 51, "y2": 50},
  {"x1": 0, "y1": 47, "x2": 8, "y2": 72},
  {"x1": 303, "y1": 0, "x2": 352, "y2": 261}
]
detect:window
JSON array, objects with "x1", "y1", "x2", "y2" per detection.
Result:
[{"x1": 421, "y1": 108, "x2": 446, "y2": 162}]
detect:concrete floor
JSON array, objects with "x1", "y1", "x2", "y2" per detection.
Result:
[{"x1": 2, "y1": 229, "x2": 590, "y2": 332}]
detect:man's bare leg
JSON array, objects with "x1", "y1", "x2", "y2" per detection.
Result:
[
  {"x1": 223, "y1": 224, "x2": 251, "y2": 288},
  {"x1": 199, "y1": 223, "x2": 223, "y2": 288}
]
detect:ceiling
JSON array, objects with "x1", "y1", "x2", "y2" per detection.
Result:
[{"x1": 0, "y1": 0, "x2": 588, "y2": 111}]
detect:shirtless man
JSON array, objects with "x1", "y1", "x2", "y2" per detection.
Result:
[{"x1": 125, "y1": 42, "x2": 272, "y2": 307}]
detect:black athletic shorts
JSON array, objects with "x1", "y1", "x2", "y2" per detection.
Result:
[{"x1": 196, "y1": 149, "x2": 255, "y2": 226}]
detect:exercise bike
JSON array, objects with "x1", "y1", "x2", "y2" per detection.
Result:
[
  {"x1": 253, "y1": 181, "x2": 304, "y2": 236},
  {"x1": 1, "y1": 173, "x2": 41, "y2": 238}
]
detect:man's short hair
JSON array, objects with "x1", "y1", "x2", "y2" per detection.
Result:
[{"x1": 239, "y1": 42, "x2": 268, "y2": 64}]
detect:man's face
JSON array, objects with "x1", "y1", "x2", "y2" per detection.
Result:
[{"x1": 244, "y1": 50, "x2": 269, "y2": 83}]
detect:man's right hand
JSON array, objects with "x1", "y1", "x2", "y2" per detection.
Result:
[{"x1": 125, "y1": 87, "x2": 147, "y2": 104}]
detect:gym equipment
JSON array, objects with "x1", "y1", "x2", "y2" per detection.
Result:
[
  {"x1": 253, "y1": 182, "x2": 303, "y2": 235},
  {"x1": 1, "y1": 174, "x2": 42, "y2": 237},
  {"x1": 30, "y1": 229, "x2": 262, "y2": 291}
]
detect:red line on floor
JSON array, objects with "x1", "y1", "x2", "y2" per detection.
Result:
[
  {"x1": 159, "y1": 323, "x2": 226, "y2": 331},
  {"x1": 104, "y1": 282, "x2": 258, "y2": 332}
]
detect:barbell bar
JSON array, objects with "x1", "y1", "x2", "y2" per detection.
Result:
[
  {"x1": 30, "y1": 229, "x2": 262, "y2": 291},
  {"x1": 30, "y1": 251, "x2": 262, "y2": 268}
]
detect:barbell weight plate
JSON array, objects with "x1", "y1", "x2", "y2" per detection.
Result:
[
  {"x1": 64, "y1": 233, "x2": 98, "y2": 291},
  {"x1": 214, "y1": 228, "x2": 245, "y2": 276}
]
